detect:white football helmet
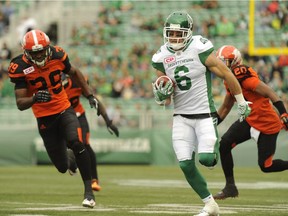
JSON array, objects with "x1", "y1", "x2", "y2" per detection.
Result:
[{"x1": 163, "y1": 11, "x2": 193, "y2": 50}]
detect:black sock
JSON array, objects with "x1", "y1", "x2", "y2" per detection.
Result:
[
  {"x1": 84, "y1": 180, "x2": 94, "y2": 199},
  {"x1": 85, "y1": 144, "x2": 98, "y2": 180}
]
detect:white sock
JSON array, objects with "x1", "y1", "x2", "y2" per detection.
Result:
[{"x1": 202, "y1": 195, "x2": 215, "y2": 203}]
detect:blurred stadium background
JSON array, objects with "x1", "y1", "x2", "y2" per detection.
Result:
[{"x1": 0, "y1": 0, "x2": 287, "y2": 166}]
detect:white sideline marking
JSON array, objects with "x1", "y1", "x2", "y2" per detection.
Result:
[
  {"x1": 9, "y1": 215, "x2": 47, "y2": 216},
  {"x1": 17, "y1": 206, "x2": 115, "y2": 212},
  {"x1": 115, "y1": 179, "x2": 288, "y2": 189},
  {"x1": 5, "y1": 201, "x2": 69, "y2": 206}
]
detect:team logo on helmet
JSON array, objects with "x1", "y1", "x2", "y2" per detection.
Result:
[{"x1": 216, "y1": 45, "x2": 242, "y2": 68}]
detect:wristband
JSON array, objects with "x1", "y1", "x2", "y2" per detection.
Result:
[
  {"x1": 234, "y1": 93, "x2": 245, "y2": 104},
  {"x1": 273, "y1": 101, "x2": 287, "y2": 115}
]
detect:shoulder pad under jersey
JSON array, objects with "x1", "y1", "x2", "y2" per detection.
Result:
[
  {"x1": 232, "y1": 64, "x2": 257, "y2": 83},
  {"x1": 190, "y1": 35, "x2": 213, "y2": 54},
  {"x1": 50, "y1": 46, "x2": 68, "y2": 61},
  {"x1": 152, "y1": 45, "x2": 170, "y2": 63},
  {"x1": 8, "y1": 54, "x2": 32, "y2": 81}
]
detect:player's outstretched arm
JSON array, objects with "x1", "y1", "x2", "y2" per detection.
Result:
[
  {"x1": 206, "y1": 53, "x2": 251, "y2": 121},
  {"x1": 254, "y1": 80, "x2": 288, "y2": 130},
  {"x1": 68, "y1": 65, "x2": 94, "y2": 98},
  {"x1": 68, "y1": 65, "x2": 100, "y2": 115},
  {"x1": 96, "y1": 98, "x2": 119, "y2": 137}
]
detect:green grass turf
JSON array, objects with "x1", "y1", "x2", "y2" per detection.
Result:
[{"x1": 0, "y1": 165, "x2": 287, "y2": 216}]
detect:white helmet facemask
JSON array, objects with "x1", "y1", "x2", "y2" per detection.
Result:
[
  {"x1": 25, "y1": 47, "x2": 51, "y2": 67},
  {"x1": 163, "y1": 11, "x2": 194, "y2": 51},
  {"x1": 163, "y1": 27, "x2": 192, "y2": 50}
]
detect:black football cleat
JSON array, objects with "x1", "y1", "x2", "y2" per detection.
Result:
[{"x1": 213, "y1": 184, "x2": 239, "y2": 200}]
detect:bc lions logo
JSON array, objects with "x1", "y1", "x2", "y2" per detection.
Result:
[{"x1": 164, "y1": 56, "x2": 176, "y2": 64}]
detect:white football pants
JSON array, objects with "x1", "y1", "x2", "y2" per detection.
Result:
[{"x1": 172, "y1": 115, "x2": 218, "y2": 161}]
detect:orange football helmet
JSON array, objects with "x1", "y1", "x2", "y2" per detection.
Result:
[
  {"x1": 21, "y1": 29, "x2": 51, "y2": 67},
  {"x1": 216, "y1": 45, "x2": 242, "y2": 69}
]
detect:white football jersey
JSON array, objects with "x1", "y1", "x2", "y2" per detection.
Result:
[{"x1": 152, "y1": 35, "x2": 217, "y2": 115}]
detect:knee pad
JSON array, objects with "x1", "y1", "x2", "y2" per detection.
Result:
[
  {"x1": 179, "y1": 159, "x2": 195, "y2": 174},
  {"x1": 69, "y1": 140, "x2": 86, "y2": 155},
  {"x1": 198, "y1": 153, "x2": 218, "y2": 167}
]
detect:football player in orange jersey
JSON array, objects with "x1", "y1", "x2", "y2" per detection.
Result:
[
  {"x1": 8, "y1": 29, "x2": 100, "y2": 208},
  {"x1": 62, "y1": 74, "x2": 119, "y2": 192},
  {"x1": 213, "y1": 45, "x2": 288, "y2": 200}
]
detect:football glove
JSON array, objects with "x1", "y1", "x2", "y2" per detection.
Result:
[
  {"x1": 237, "y1": 101, "x2": 252, "y2": 122},
  {"x1": 152, "y1": 81, "x2": 174, "y2": 105},
  {"x1": 106, "y1": 120, "x2": 119, "y2": 137},
  {"x1": 280, "y1": 113, "x2": 288, "y2": 130},
  {"x1": 33, "y1": 90, "x2": 52, "y2": 103},
  {"x1": 87, "y1": 95, "x2": 99, "y2": 113}
]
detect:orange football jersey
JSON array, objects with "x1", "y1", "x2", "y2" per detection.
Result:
[
  {"x1": 63, "y1": 77, "x2": 85, "y2": 115},
  {"x1": 224, "y1": 64, "x2": 282, "y2": 134},
  {"x1": 8, "y1": 46, "x2": 71, "y2": 118}
]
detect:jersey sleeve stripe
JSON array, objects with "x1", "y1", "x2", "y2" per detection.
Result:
[
  {"x1": 198, "y1": 47, "x2": 214, "y2": 65},
  {"x1": 152, "y1": 62, "x2": 165, "y2": 73},
  {"x1": 8, "y1": 71, "x2": 25, "y2": 78}
]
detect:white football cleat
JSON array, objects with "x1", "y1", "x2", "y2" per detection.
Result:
[
  {"x1": 82, "y1": 198, "x2": 96, "y2": 208},
  {"x1": 194, "y1": 200, "x2": 219, "y2": 216}
]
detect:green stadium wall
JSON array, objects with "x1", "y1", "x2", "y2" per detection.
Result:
[
  {"x1": 1, "y1": 128, "x2": 287, "y2": 167},
  {"x1": 0, "y1": 128, "x2": 177, "y2": 166}
]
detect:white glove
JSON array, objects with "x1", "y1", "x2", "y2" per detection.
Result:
[
  {"x1": 152, "y1": 80, "x2": 174, "y2": 105},
  {"x1": 237, "y1": 101, "x2": 252, "y2": 122}
]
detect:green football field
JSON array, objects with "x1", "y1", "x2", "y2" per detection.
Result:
[{"x1": 0, "y1": 165, "x2": 287, "y2": 216}]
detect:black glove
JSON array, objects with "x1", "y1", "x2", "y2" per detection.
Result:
[
  {"x1": 106, "y1": 120, "x2": 119, "y2": 137},
  {"x1": 87, "y1": 95, "x2": 99, "y2": 114},
  {"x1": 281, "y1": 113, "x2": 288, "y2": 131},
  {"x1": 33, "y1": 90, "x2": 52, "y2": 103},
  {"x1": 215, "y1": 113, "x2": 223, "y2": 125}
]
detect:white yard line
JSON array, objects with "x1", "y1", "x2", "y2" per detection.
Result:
[
  {"x1": 9, "y1": 215, "x2": 47, "y2": 216},
  {"x1": 4, "y1": 202, "x2": 288, "y2": 215},
  {"x1": 3, "y1": 180, "x2": 288, "y2": 215}
]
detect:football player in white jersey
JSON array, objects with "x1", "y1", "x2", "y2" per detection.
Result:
[{"x1": 151, "y1": 11, "x2": 251, "y2": 216}]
